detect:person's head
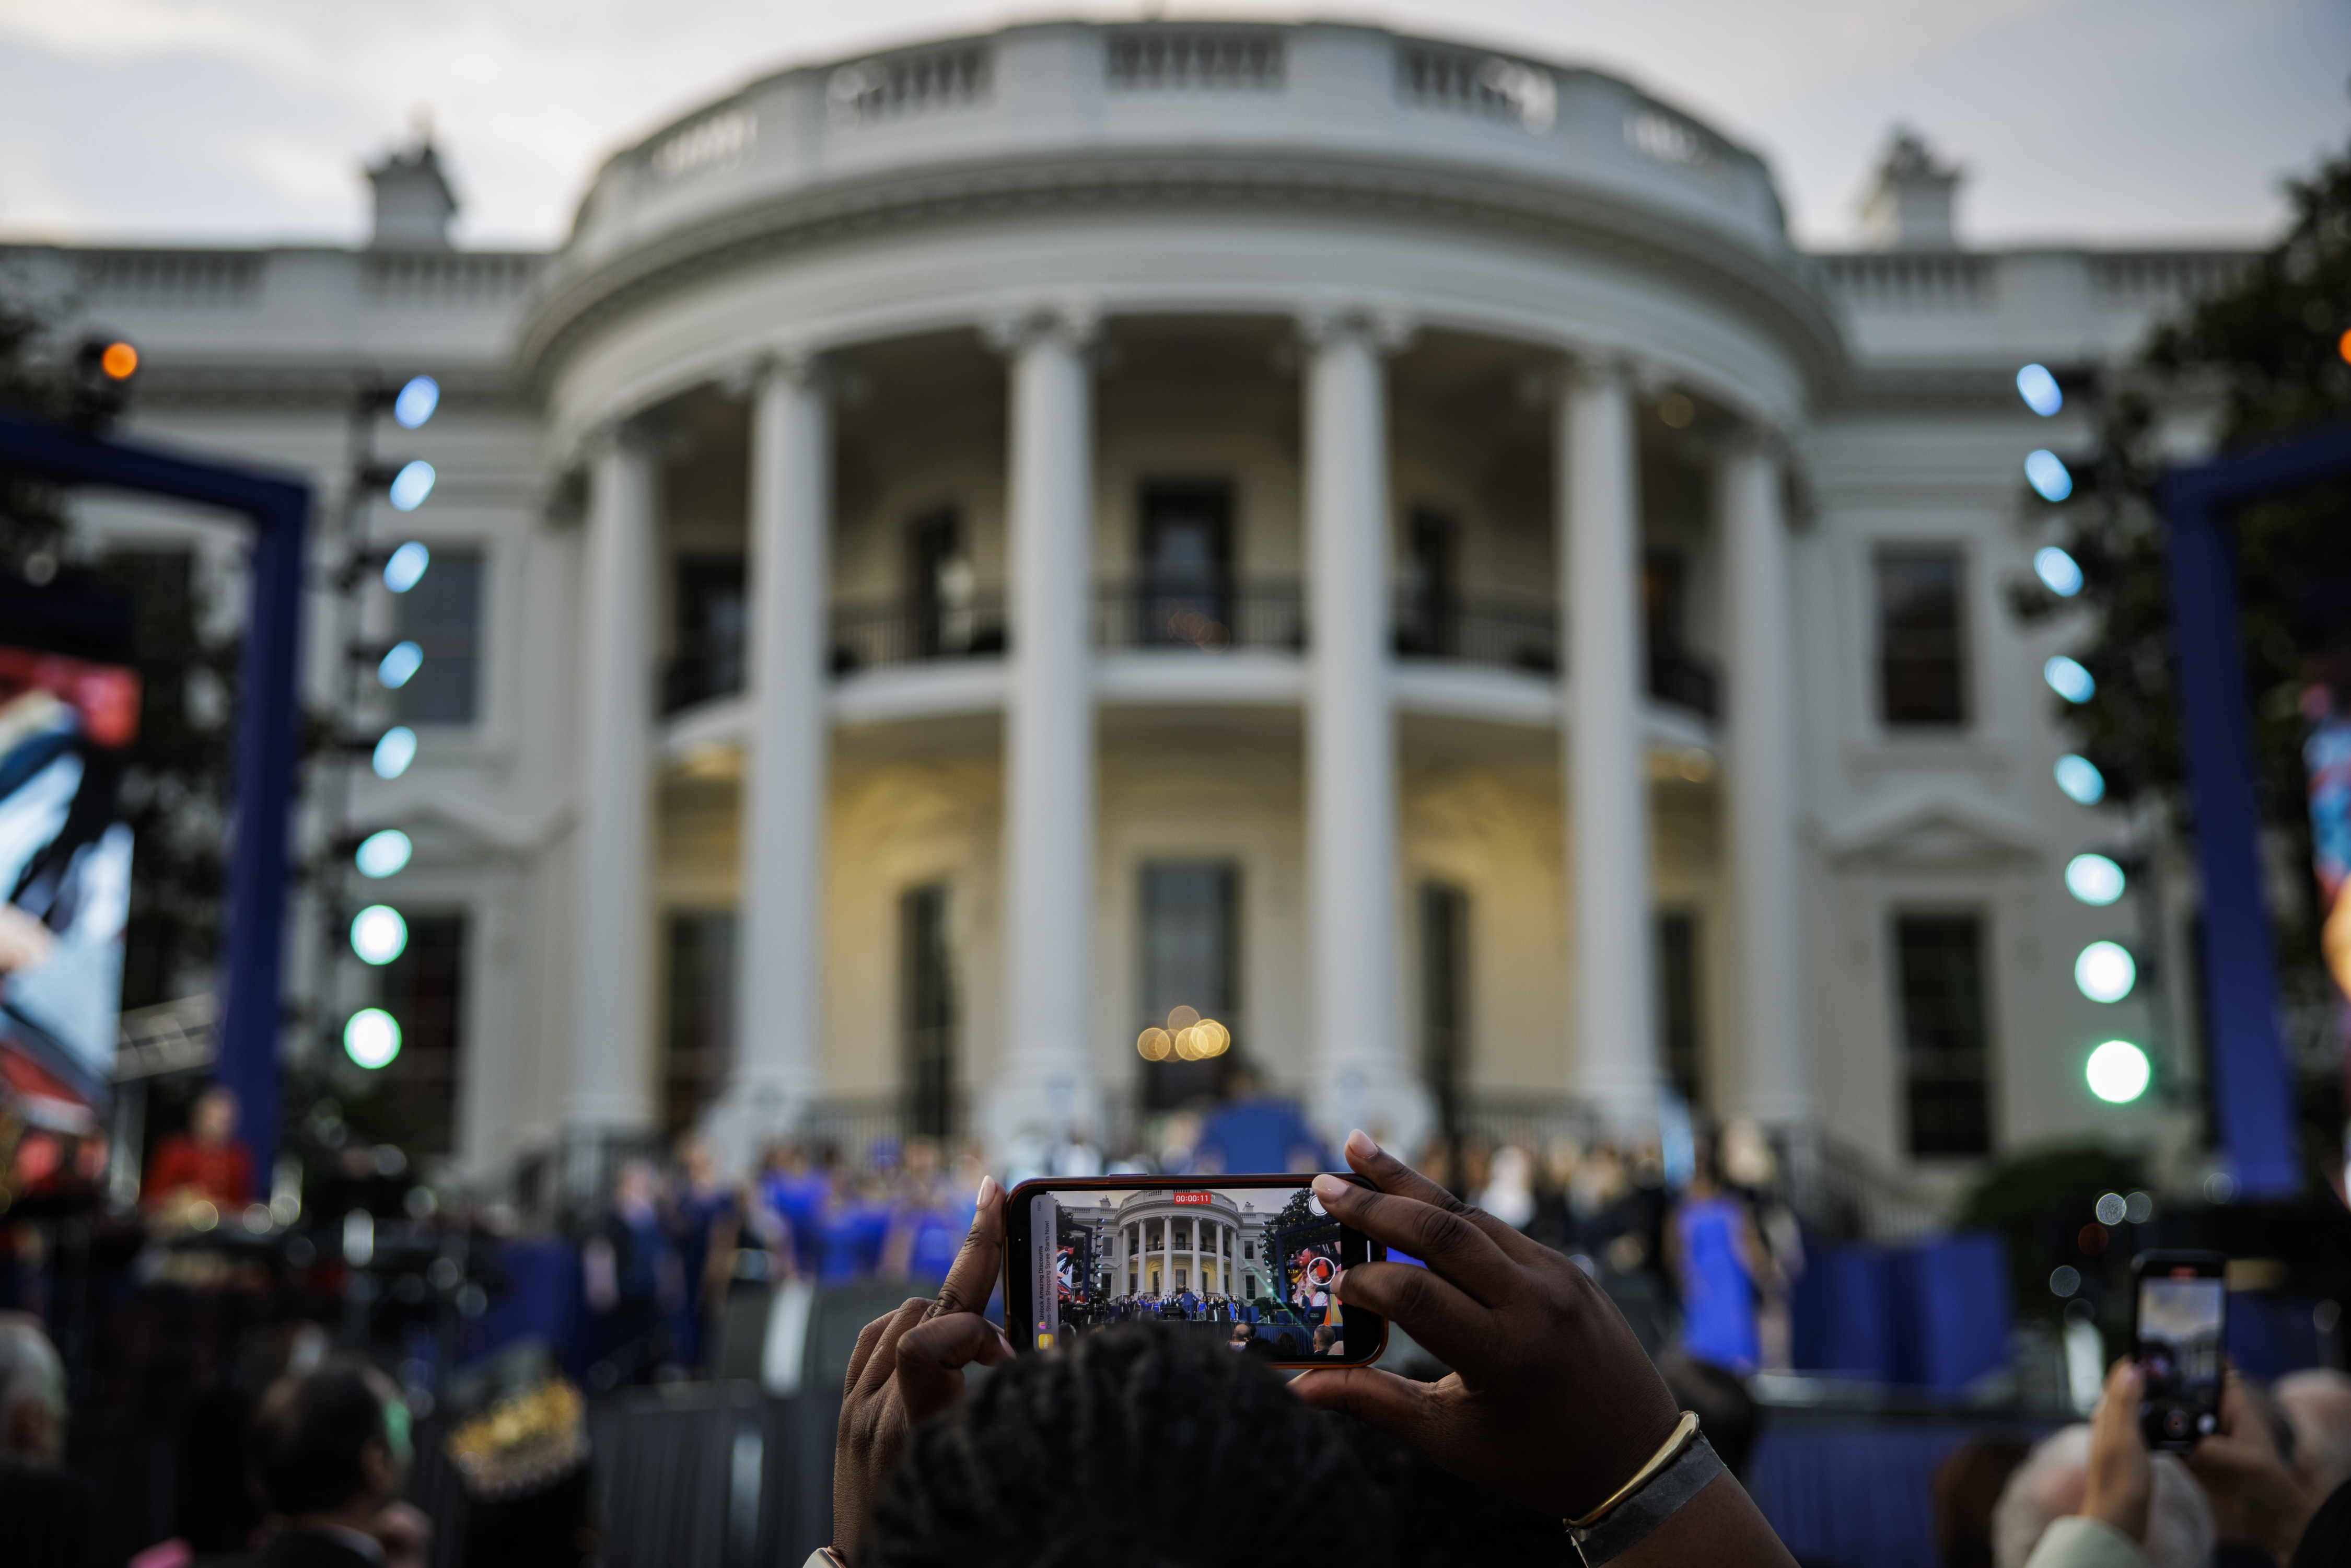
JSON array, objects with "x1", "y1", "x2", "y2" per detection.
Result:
[
  {"x1": 192, "y1": 1085, "x2": 238, "y2": 1144},
  {"x1": 864, "y1": 1323, "x2": 1391, "y2": 1567},
  {"x1": 676, "y1": 1132, "x2": 717, "y2": 1186},
  {"x1": 0, "y1": 1311, "x2": 65, "y2": 1465},
  {"x1": 1931, "y1": 1434, "x2": 2033, "y2": 1568},
  {"x1": 2276, "y1": 1368, "x2": 2351, "y2": 1496},
  {"x1": 249, "y1": 1360, "x2": 408, "y2": 1523},
  {"x1": 1229, "y1": 1323, "x2": 1252, "y2": 1347},
  {"x1": 1991, "y1": 1424, "x2": 2213, "y2": 1568},
  {"x1": 1658, "y1": 1353, "x2": 1758, "y2": 1478},
  {"x1": 613, "y1": 1157, "x2": 657, "y2": 1210},
  {"x1": 1313, "y1": 1323, "x2": 1340, "y2": 1354}
]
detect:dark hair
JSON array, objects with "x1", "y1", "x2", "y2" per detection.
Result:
[
  {"x1": 249, "y1": 1360, "x2": 389, "y2": 1516},
  {"x1": 1930, "y1": 1433, "x2": 2033, "y2": 1568},
  {"x1": 865, "y1": 1322, "x2": 1391, "y2": 1568}
]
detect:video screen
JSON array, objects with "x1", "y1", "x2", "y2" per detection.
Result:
[
  {"x1": 2138, "y1": 1274, "x2": 2225, "y2": 1444},
  {"x1": 0, "y1": 640, "x2": 139, "y2": 1119},
  {"x1": 1024, "y1": 1184, "x2": 1362, "y2": 1361}
]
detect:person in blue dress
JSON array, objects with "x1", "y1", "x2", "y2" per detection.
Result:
[{"x1": 1665, "y1": 1141, "x2": 1764, "y2": 1375}]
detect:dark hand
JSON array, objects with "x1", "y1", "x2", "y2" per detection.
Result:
[
  {"x1": 2188, "y1": 1371, "x2": 2321, "y2": 1563},
  {"x1": 833, "y1": 1176, "x2": 1014, "y2": 1563},
  {"x1": 2084, "y1": 1360, "x2": 2151, "y2": 1542},
  {"x1": 1292, "y1": 1131, "x2": 1682, "y2": 1519}
]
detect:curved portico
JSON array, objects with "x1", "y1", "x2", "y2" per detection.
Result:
[{"x1": 532, "y1": 20, "x2": 1830, "y2": 1167}]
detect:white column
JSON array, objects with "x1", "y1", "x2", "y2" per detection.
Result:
[
  {"x1": 1720, "y1": 434, "x2": 1813, "y2": 1122},
  {"x1": 568, "y1": 429, "x2": 659, "y2": 1137},
  {"x1": 1560, "y1": 362, "x2": 1661, "y2": 1130},
  {"x1": 1301, "y1": 311, "x2": 1430, "y2": 1152},
  {"x1": 984, "y1": 308, "x2": 1102, "y2": 1147},
  {"x1": 708, "y1": 358, "x2": 833, "y2": 1171}
]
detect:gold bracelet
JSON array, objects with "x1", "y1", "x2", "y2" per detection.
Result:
[{"x1": 1564, "y1": 1412, "x2": 1702, "y2": 1530}]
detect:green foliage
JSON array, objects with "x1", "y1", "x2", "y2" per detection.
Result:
[
  {"x1": 0, "y1": 286, "x2": 69, "y2": 566},
  {"x1": 1958, "y1": 1141, "x2": 2147, "y2": 1321}
]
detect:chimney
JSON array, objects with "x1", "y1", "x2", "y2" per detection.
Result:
[
  {"x1": 1859, "y1": 129, "x2": 1961, "y2": 251},
  {"x1": 367, "y1": 138, "x2": 458, "y2": 251}
]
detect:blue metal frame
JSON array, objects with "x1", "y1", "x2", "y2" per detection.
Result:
[
  {"x1": 0, "y1": 408, "x2": 309, "y2": 1171},
  {"x1": 2161, "y1": 422, "x2": 2351, "y2": 1200}
]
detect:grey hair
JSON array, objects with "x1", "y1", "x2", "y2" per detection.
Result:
[
  {"x1": 0, "y1": 1312, "x2": 64, "y2": 1454},
  {"x1": 1991, "y1": 1424, "x2": 2214, "y2": 1568},
  {"x1": 2278, "y1": 1369, "x2": 2351, "y2": 1495}
]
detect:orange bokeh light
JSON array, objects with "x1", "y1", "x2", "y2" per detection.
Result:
[
  {"x1": 100, "y1": 341, "x2": 138, "y2": 380},
  {"x1": 2340, "y1": 327, "x2": 2351, "y2": 365}
]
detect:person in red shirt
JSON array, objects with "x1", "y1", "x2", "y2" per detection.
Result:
[{"x1": 145, "y1": 1085, "x2": 254, "y2": 1213}]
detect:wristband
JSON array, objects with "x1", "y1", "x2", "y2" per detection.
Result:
[{"x1": 1564, "y1": 1414, "x2": 1726, "y2": 1567}]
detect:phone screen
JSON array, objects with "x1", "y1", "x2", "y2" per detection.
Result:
[
  {"x1": 2136, "y1": 1264, "x2": 2226, "y2": 1448},
  {"x1": 1007, "y1": 1179, "x2": 1386, "y2": 1366}
]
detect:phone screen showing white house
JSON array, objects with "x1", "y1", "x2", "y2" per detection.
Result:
[{"x1": 1019, "y1": 1183, "x2": 1378, "y2": 1364}]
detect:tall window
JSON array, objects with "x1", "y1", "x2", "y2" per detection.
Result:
[
  {"x1": 373, "y1": 913, "x2": 465, "y2": 1155},
  {"x1": 1419, "y1": 882, "x2": 1468, "y2": 1134},
  {"x1": 664, "y1": 912, "x2": 736, "y2": 1136},
  {"x1": 668, "y1": 557, "x2": 747, "y2": 711},
  {"x1": 1895, "y1": 913, "x2": 1992, "y2": 1157},
  {"x1": 1876, "y1": 550, "x2": 1967, "y2": 727},
  {"x1": 906, "y1": 509, "x2": 973, "y2": 658},
  {"x1": 1138, "y1": 862, "x2": 1238, "y2": 1109},
  {"x1": 1657, "y1": 911, "x2": 1703, "y2": 1110},
  {"x1": 1398, "y1": 510, "x2": 1458, "y2": 656},
  {"x1": 901, "y1": 884, "x2": 957, "y2": 1136},
  {"x1": 1138, "y1": 483, "x2": 1232, "y2": 647},
  {"x1": 394, "y1": 547, "x2": 483, "y2": 726}
]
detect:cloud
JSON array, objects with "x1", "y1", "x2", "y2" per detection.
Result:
[{"x1": 0, "y1": 0, "x2": 2339, "y2": 249}]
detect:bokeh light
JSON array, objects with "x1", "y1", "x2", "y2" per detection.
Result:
[
  {"x1": 2075, "y1": 942, "x2": 2136, "y2": 1003},
  {"x1": 377, "y1": 640, "x2": 423, "y2": 690},
  {"x1": 351, "y1": 904, "x2": 409, "y2": 966},
  {"x1": 373, "y1": 726, "x2": 417, "y2": 779},
  {"x1": 387, "y1": 460, "x2": 436, "y2": 512},
  {"x1": 2044, "y1": 655, "x2": 2096, "y2": 703},
  {"x1": 355, "y1": 829, "x2": 412, "y2": 878},
  {"x1": 392, "y1": 375, "x2": 439, "y2": 429},
  {"x1": 345, "y1": 1008, "x2": 402, "y2": 1069},
  {"x1": 2016, "y1": 363, "x2": 2064, "y2": 416},
  {"x1": 2064, "y1": 853, "x2": 2125, "y2": 905},
  {"x1": 2094, "y1": 1192, "x2": 2127, "y2": 1225},
  {"x1": 2034, "y1": 545, "x2": 2084, "y2": 597},
  {"x1": 383, "y1": 541, "x2": 430, "y2": 593},
  {"x1": 2026, "y1": 449, "x2": 2074, "y2": 503},
  {"x1": 1136, "y1": 1028, "x2": 1171, "y2": 1062},
  {"x1": 2050, "y1": 1265, "x2": 2081, "y2": 1298},
  {"x1": 2086, "y1": 1039, "x2": 2150, "y2": 1103},
  {"x1": 2055, "y1": 754, "x2": 2106, "y2": 805}
]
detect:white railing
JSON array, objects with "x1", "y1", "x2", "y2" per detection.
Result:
[
  {"x1": 1394, "y1": 43, "x2": 1556, "y2": 133},
  {"x1": 651, "y1": 106, "x2": 758, "y2": 182},
  {"x1": 1106, "y1": 29, "x2": 1284, "y2": 91},
  {"x1": 76, "y1": 250, "x2": 262, "y2": 308},
  {"x1": 828, "y1": 45, "x2": 990, "y2": 130}
]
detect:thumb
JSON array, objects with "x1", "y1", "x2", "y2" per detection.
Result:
[{"x1": 1292, "y1": 1365, "x2": 1440, "y2": 1440}]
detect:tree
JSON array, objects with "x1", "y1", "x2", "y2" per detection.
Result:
[{"x1": 2015, "y1": 138, "x2": 2351, "y2": 1172}]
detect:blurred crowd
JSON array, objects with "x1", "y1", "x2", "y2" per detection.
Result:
[{"x1": 586, "y1": 1103, "x2": 1805, "y2": 1385}]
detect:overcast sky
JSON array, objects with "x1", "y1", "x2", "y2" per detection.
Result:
[{"x1": 1, "y1": 0, "x2": 2344, "y2": 254}]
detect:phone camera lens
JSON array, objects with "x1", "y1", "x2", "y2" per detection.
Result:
[{"x1": 2164, "y1": 1410, "x2": 2189, "y2": 1437}]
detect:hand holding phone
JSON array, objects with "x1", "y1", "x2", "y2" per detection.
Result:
[
  {"x1": 832, "y1": 1176, "x2": 1014, "y2": 1564},
  {"x1": 2131, "y1": 1250, "x2": 2227, "y2": 1451}
]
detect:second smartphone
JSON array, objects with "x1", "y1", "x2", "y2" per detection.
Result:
[{"x1": 1003, "y1": 1174, "x2": 1390, "y2": 1368}]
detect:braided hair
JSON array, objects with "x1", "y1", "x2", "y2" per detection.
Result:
[{"x1": 865, "y1": 1322, "x2": 1393, "y2": 1568}]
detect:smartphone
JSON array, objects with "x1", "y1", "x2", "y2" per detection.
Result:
[
  {"x1": 2132, "y1": 1250, "x2": 2228, "y2": 1450},
  {"x1": 1003, "y1": 1175, "x2": 1390, "y2": 1368}
]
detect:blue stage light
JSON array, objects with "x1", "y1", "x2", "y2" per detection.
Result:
[
  {"x1": 383, "y1": 541, "x2": 429, "y2": 593},
  {"x1": 392, "y1": 375, "x2": 439, "y2": 430},
  {"x1": 387, "y1": 460, "x2": 435, "y2": 512},
  {"x1": 2045, "y1": 655, "x2": 2096, "y2": 703},
  {"x1": 2026, "y1": 449, "x2": 2074, "y2": 502},
  {"x1": 2055, "y1": 754, "x2": 2105, "y2": 804},
  {"x1": 2017, "y1": 364, "x2": 2064, "y2": 416},
  {"x1": 2034, "y1": 545, "x2": 2084, "y2": 597}
]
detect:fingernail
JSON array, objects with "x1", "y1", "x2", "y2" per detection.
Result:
[
  {"x1": 1311, "y1": 1174, "x2": 1347, "y2": 1202},
  {"x1": 977, "y1": 1175, "x2": 1000, "y2": 1207},
  {"x1": 1346, "y1": 1129, "x2": 1379, "y2": 1160}
]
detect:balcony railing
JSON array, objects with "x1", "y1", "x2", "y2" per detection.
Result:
[
  {"x1": 830, "y1": 589, "x2": 1009, "y2": 674},
  {"x1": 656, "y1": 583, "x2": 1716, "y2": 717},
  {"x1": 1095, "y1": 575, "x2": 1306, "y2": 652},
  {"x1": 1393, "y1": 590, "x2": 1557, "y2": 672}
]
